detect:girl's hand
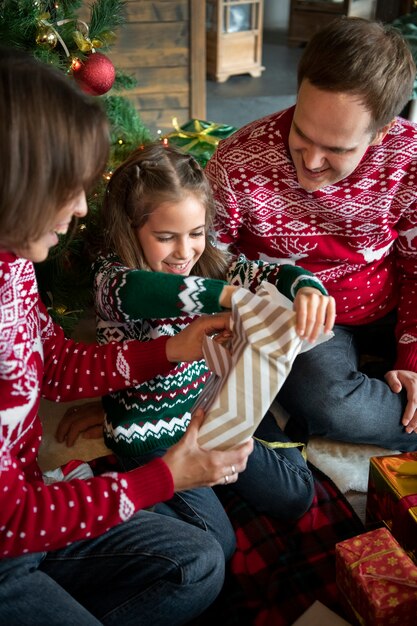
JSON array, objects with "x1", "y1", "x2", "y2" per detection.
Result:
[
  {"x1": 162, "y1": 408, "x2": 254, "y2": 491},
  {"x1": 293, "y1": 287, "x2": 336, "y2": 343},
  {"x1": 56, "y1": 401, "x2": 104, "y2": 447}
]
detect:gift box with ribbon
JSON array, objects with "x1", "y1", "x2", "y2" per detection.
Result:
[
  {"x1": 366, "y1": 452, "x2": 417, "y2": 560},
  {"x1": 162, "y1": 118, "x2": 237, "y2": 168},
  {"x1": 335, "y1": 527, "x2": 417, "y2": 626},
  {"x1": 336, "y1": 528, "x2": 417, "y2": 626},
  {"x1": 192, "y1": 282, "x2": 333, "y2": 450}
]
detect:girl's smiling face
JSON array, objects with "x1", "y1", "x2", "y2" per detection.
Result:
[{"x1": 136, "y1": 194, "x2": 206, "y2": 275}]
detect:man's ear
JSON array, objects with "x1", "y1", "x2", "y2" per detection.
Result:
[{"x1": 370, "y1": 120, "x2": 396, "y2": 146}]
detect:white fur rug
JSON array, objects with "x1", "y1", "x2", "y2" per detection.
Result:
[
  {"x1": 270, "y1": 401, "x2": 398, "y2": 494},
  {"x1": 306, "y1": 437, "x2": 399, "y2": 493}
]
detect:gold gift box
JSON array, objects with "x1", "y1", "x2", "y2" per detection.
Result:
[{"x1": 366, "y1": 452, "x2": 417, "y2": 560}]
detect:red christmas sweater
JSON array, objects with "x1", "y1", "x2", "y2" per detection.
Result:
[
  {"x1": 0, "y1": 252, "x2": 174, "y2": 558},
  {"x1": 206, "y1": 107, "x2": 417, "y2": 373}
]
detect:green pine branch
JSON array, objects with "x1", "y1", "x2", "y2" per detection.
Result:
[
  {"x1": 0, "y1": 0, "x2": 154, "y2": 334},
  {"x1": 88, "y1": 0, "x2": 126, "y2": 43}
]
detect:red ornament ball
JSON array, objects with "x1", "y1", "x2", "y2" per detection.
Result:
[{"x1": 73, "y1": 52, "x2": 115, "y2": 96}]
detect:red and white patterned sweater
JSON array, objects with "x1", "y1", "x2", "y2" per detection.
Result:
[
  {"x1": 206, "y1": 107, "x2": 417, "y2": 373},
  {"x1": 0, "y1": 252, "x2": 174, "y2": 558}
]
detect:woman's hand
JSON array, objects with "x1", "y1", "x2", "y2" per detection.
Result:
[
  {"x1": 162, "y1": 408, "x2": 254, "y2": 491},
  {"x1": 56, "y1": 401, "x2": 104, "y2": 447},
  {"x1": 166, "y1": 312, "x2": 232, "y2": 362},
  {"x1": 293, "y1": 287, "x2": 336, "y2": 343}
]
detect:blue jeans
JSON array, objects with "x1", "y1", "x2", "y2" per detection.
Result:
[
  {"x1": 0, "y1": 509, "x2": 225, "y2": 626},
  {"x1": 120, "y1": 410, "x2": 314, "y2": 523},
  {"x1": 118, "y1": 460, "x2": 237, "y2": 560},
  {"x1": 278, "y1": 315, "x2": 417, "y2": 451},
  {"x1": 222, "y1": 410, "x2": 314, "y2": 519}
]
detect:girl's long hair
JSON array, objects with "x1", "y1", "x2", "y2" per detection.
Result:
[{"x1": 97, "y1": 143, "x2": 231, "y2": 279}]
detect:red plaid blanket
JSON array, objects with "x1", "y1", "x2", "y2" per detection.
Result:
[
  {"x1": 193, "y1": 463, "x2": 365, "y2": 626},
  {"x1": 91, "y1": 457, "x2": 364, "y2": 625}
]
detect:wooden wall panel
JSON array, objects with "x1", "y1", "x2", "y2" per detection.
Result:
[
  {"x1": 124, "y1": 1, "x2": 189, "y2": 22},
  {"x1": 107, "y1": 0, "x2": 206, "y2": 136}
]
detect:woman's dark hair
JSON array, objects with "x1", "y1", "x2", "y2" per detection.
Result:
[{"x1": 0, "y1": 46, "x2": 109, "y2": 251}]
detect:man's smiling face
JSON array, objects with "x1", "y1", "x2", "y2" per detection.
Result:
[{"x1": 289, "y1": 79, "x2": 379, "y2": 192}]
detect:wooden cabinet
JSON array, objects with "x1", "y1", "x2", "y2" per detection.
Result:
[
  {"x1": 206, "y1": 0, "x2": 264, "y2": 83},
  {"x1": 106, "y1": 0, "x2": 206, "y2": 134},
  {"x1": 375, "y1": 0, "x2": 416, "y2": 22},
  {"x1": 288, "y1": 0, "x2": 377, "y2": 47}
]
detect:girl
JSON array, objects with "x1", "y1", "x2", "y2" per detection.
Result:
[
  {"x1": 60, "y1": 143, "x2": 335, "y2": 529},
  {"x1": 0, "y1": 47, "x2": 253, "y2": 626}
]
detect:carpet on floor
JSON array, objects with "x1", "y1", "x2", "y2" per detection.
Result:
[
  {"x1": 90, "y1": 456, "x2": 365, "y2": 626},
  {"x1": 189, "y1": 462, "x2": 365, "y2": 626}
]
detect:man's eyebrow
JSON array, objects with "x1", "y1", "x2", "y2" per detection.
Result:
[{"x1": 292, "y1": 121, "x2": 356, "y2": 152}]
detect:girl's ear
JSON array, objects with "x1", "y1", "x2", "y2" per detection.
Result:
[{"x1": 370, "y1": 119, "x2": 396, "y2": 146}]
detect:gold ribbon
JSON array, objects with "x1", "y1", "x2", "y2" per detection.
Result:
[
  {"x1": 396, "y1": 460, "x2": 417, "y2": 476},
  {"x1": 254, "y1": 437, "x2": 307, "y2": 461},
  {"x1": 349, "y1": 547, "x2": 403, "y2": 569},
  {"x1": 165, "y1": 118, "x2": 224, "y2": 153},
  {"x1": 73, "y1": 28, "x2": 115, "y2": 53},
  {"x1": 37, "y1": 14, "x2": 113, "y2": 56}
]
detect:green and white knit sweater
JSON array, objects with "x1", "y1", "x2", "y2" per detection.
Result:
[{"x1": 93, "y1": 253, "x2": 327, "y2": 457}]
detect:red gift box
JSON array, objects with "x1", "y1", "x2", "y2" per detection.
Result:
[
  {"x1": 366, "y1": 452, "x2": 417, "y2": 560},
  {"x1": 336, "y1": 527, "x2": 417, "y2": 625}
]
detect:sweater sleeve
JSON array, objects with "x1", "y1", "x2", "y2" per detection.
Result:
[
  {"x1": 226, "y1": 255, "x2": 328, "y2": 301},
  {"x1": 205, "y1": 143, "x2": 242, "y2": 252},
  {"x1": 93, "y1": 255, "x2": 227, "y2": 322},
  {"x1": 0, "y1": 444, "x2": 174, "y2": 557},
  {"x1": 39, "y1": 300, "x2": 172, "y2": 402},
  {"x1": 393, "y1": 207, "x2": 417, "y2": 372}
]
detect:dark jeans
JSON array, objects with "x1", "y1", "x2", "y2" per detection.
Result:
[
  {"x1": 278, "y1": 314, "x2": 417, "y2": 451},
  {"x1": 120, "y1": 410, "x2": 314, "y2": 524},
  {"x1": 0, "y1": 509, "x2": 226, "y2": 626}
]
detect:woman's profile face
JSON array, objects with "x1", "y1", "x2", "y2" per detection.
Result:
[{"x1": 14, "y1": 191, "x2": 87, "y2": 263}]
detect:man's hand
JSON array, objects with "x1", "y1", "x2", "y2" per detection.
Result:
[
  {"x1": 162, "y1": 408, "x2": 254, "y2": 491},
  {"x1": 293, "y1": 287, "x2": 336, "y2": 343},
  {"x1": 166, "y1": 312, "x2": 232, "y2": 363},
  {"x1": 385, "y1": 369, "x2": 417, "y2": 433}
]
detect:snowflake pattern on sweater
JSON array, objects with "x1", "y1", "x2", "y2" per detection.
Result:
[
  {"x1": 205, "y1": 107, "x2": 417, "y2": 372},
  {"x1": 93, "y1": 253, "x2": 327, "y2": 457},
  {"x1": 0, "y1": 252, "x2": 173, "y2": 558}
]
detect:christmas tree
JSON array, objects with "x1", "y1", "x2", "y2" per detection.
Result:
[{"x1": 0, "y1": 0, "x2": 153, "y2": 333}]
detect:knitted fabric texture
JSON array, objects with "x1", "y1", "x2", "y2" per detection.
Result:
[
  {"x1": 0, "y1": 252, "x2": 174, "y2": 558},
  {"x1": 205, "y1": 107, "x2": 417, "y2": 373},
  {"x1": 93, "y1": 253, "x2": 327, "y2": 457}
]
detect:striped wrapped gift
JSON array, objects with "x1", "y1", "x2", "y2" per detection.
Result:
[{"x1": 194, "y1": 283, "x2": 332, "y2": 450}]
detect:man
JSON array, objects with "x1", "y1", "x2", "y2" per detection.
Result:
[{"x1": 205, "y1": 17, "x2": 417, "y2": 450}]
